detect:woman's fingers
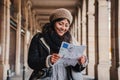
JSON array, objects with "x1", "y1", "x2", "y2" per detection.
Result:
[
  {"x1": 78, "y1": 55, "x2": 86, "y2": 64},
  {"x1": 51, "y1": 54, "x2": 60, "y2": 64}
]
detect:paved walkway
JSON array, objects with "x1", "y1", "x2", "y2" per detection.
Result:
[{"x1": 10, "y1": 68, "x2": 94, "y2": 80}]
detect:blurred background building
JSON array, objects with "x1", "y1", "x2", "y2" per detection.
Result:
[{"x1": 0, "y1": 0, "x2": 120, "y2": 80}]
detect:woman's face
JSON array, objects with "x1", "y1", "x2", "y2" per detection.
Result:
[{"x1": 54, "y1": 19, "x2": 70, "y2": 36}]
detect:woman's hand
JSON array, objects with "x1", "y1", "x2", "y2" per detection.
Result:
[
  {"x1": 78, "y1": 55, "x2": 86, "y2": 65},
  {"x1": 50, "y1": 53, "x2": 61, "y2": 64}
]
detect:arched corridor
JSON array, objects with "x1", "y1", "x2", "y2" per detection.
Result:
[{"x1": 0, "y1": 0, "x2": 120, "y2": 80}]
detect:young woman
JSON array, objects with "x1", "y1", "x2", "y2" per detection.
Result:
[{"x1": 28, "y1": 8, "x2": 88, "y2": 80}]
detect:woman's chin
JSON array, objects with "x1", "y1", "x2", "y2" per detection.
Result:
[{"x1": 58, "y1": 33, "x2": 64, "y2": 36}]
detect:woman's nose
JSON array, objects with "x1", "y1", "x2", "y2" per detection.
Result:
[{"x1": 61, "y1": 25, "x2": 66, "y2": 30}]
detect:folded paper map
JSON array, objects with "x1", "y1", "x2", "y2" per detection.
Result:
[
  {"x1": 59, "y1": 41, "x2": 86, "y2": 59},
  {"x1": 55, "y1": 41, "x2": 86, "y2": 66}
]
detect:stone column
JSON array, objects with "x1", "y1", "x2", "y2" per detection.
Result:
[
  {"x1": 28, "y1": 1, "x2": 33, "y2": 39},
  {"x1": 72, "y1": 22, "x2": 75, "y2": 37},
  {"x1": 35, "y1": 15, "x2": 38, "y2": 33},
  {"x1": 70, "y1": 23, "x2": 73, "y2": 36},
  {"x1": 23, "y1": 5, "x2": 29, "y2": 70},
  {"x1": 87, "y1": 0, "x2": 95, "y2": 78},
  {"x1": 32, "y1": 10, "x2": 36, "y2": 35},
  {"x1": 0, "y1": 0, "x2": 8, "y2": 79},
  {"x1": 35, "y1": 14, "x2": 38, "y2": 33},
  {"x1": 81, "y1": 0, "x2": 87, "y2": 75},
  {"x1": 98, "y1": 0, "x2": 111, "y2": 80},
  {"x1": 82, "y1": 0, "x2": 87, "y2": 50},
  {"x1": 0, "y1": 0, "x2": 11, "y2": 79},
  {"x1": 15, "y1": 0, "x2": 21, "y2": 75},
  {"x1": 77, "y1": 7, "x2": 82, "y2": 44},
  {"x1": 5, "y1": 0, "x2": 11, "y2": 67},
  {"x1": 35, "y1": 16, "x2": 38, "y2": 32},
  {"x1": 118, "y1": 0, "x2": 120, "y2": 79},
  {"x1": 74, "y1": 15, "x2": 77, "y2": 40}
]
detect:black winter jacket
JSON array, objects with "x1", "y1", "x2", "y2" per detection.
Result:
[
  {"x1": 28, "y1": 33, "x2": 87, "y2": 72},
  {"x1": 28, "y1": 33, "x2": 50, "y2": 70}
]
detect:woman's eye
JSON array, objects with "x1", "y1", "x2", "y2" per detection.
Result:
[
  {"x1": 65, "y1": 24, "x2": 69, "y2": 27},
  {"x1": 59, "y1": 23, "x2": 63, "y2": 25}
]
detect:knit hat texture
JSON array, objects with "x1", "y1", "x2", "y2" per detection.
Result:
[{"x1": 49, "y1": 8, "x2": 73, "y2": 24}]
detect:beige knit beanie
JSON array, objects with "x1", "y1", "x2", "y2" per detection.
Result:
[{"x1": 49, "y1": 8, "x2": 73, "y2": 24}]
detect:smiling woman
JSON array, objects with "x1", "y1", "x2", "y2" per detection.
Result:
[{"x1": 28, "y1": 8, "x2": 88, "y2": 80}]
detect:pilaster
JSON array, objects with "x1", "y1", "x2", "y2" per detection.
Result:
[
  {"x1": 81, "y1": 0, "x2": 87, "y2": 55},
  {"x1": 27, "y1": 1, "x2": 33, "y2": 39},
  {"x1": 5, "y1": 0, "x2": 11, "y2": 66},
  {"x1": 0, "y1": 0, "x2": 6, "y2": 79},
  {"x1": 82, "y1": 0, "x2": 86, "y2": 42},
  {"x1": 77, "y1": 7, "x2": 82, "y2": 44},
  {"x1": 74, "y1": 15, "x2": 78, "y2": 40},
  {"x1": 87, "y1": 0, "x2": 95, "y2": 78},
  {"x1": 98, "y1": 0, "x2": 111, "y2": 80},
  {"x1": 72, "y1": 22, "x2": 75, "y2": 37},
  {"x1": 24, "y1": 5, "x2": 29, "y2": 70},
  {"x1": 0, "y1": 0, "x2": 11, "y2": 79},
  {"x1": 15, "y1": 0, "x2": 21, "y2": 75},
  {"x1": 32, "y1": 10, "x2": 35, "y2": 35},
  {"x1": 81, "y1": 1, "x2": 88, "y2": 75}
]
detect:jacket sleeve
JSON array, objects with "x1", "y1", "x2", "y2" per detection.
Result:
[
  {"x1": 27, "y1": 33, "x2": 47, "y2": 70},
  {"x1": 72, "y1": 58, "x2": 88, "y2": 72}
]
